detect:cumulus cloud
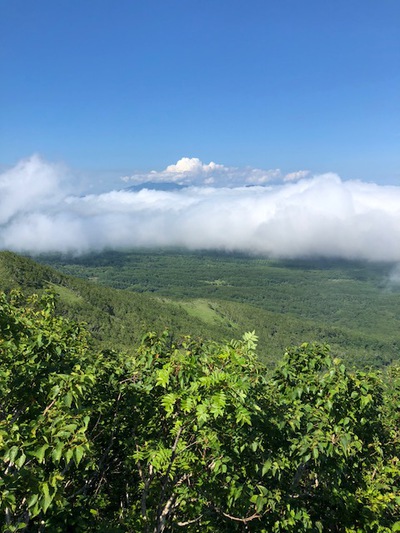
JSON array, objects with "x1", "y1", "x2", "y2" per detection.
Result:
[
  {"x1": 1, "y1": 155, "x2": 400, "y2": 261},
  {"x1": 121, "y1": 157, "x2": 283, "y2": 187}
]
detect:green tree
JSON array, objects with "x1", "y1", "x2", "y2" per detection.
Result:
[
  {"x1": 0, "y1": 291, "x2": 94, "y2": 531},
  {"x1": 85, "y1": 330, "x2": 269, "y2": 532},
  {"x1": 266, "y1": 343, "x2": 400, "y2": 532},
  {"x1": 1, "y1": 289, "x2": 399, "y2": 532}
]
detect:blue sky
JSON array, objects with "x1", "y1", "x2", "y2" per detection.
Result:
[{"x1": 1, "y1": 0, "x2": 399, "y2": 187}]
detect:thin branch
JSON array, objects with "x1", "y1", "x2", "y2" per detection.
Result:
[
  {"x1": 42, "y1": 398, "x2": 57, "y2": 417},
  {"x1": 155, "y1": 474, "x2": 191, "y2": 533},
  {"x1": 176, "y1": 515, "x2": 202, "y2": 527},
  {"x1": 141, "y1": 464, "x2": 154, "y2": 522},
  {"x1": 156, "y1": 492, "x2": 177, "y2": 533},
  {"x1": 220, "y1": 510, "x2": 261, "y2": 523},
  {"x1": 156, "y1": 426, "x2": 183, "y2": 529},
  {"x1": 290, "y1": 462, "x2": 308, "y2": 493}
]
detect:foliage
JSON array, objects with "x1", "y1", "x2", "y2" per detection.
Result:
[
  {"x1": 111, "y1": 329, "x2": 267, "y2": 532},
  {"x1": 0, "y1": 291, "x2": 94, "y2": 531},
  {"x1": 269, "y1": 344, "x2": 400, "y2": 532},
  {"x1": 0, "y1": 290, "x2": 399, "y2": 531}
]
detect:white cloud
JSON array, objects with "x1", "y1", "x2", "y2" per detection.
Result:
[
  {"x1": 284, "y1": 170, "x2": 310, "y2": 182},
  {"x1": 121, "y1": 157, "x2": 282, "y2": 187},
  {"x1": 1, "y1": 156, "x2": 400, "y2": 261},
  {"x1": 0, "y1": 154, "x2": 65, "y2": 225},
  {"x1": 165, "y1": 157, "x2": 223, "y2": 174}
]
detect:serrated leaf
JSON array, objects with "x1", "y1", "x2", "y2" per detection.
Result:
[
  {"x1": 161, "y1": 392, "x2": 177, "y2": 417},
  {"x1": 156, "y1": 366, "x2": 172, "y2": 388},
  {"x1": 236, "y1": 405, "x2": 251, "y2": 426},
  {"x1": 196, "y1": 403, "x2": 209, "y2": 425}
]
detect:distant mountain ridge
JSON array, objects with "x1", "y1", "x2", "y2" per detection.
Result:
[{"x1": 124, "y1": 181, "x2": 186, "y2": 192}]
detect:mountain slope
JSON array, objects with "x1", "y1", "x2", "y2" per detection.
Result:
[
  {"x1": 1, "y1": 251, "x2": 398, "y2": 368},
  {"x1": 0, "y1": 251, "x2": 238, "y2": 357}
]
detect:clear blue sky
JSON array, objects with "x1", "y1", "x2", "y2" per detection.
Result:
[{"x1": 1, "y1": 0, "x2": 399, "y2": 185}]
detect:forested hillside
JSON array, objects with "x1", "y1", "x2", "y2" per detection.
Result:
[
  {"x1": 0, "y1": 291, "x2": 399, "y2": 531},
  {"x1": 35, "y1": 249, "x2": 400, "y2": 368},
  {"x1": 0, "y1": 251, "x2": 238, "y2": 361}
]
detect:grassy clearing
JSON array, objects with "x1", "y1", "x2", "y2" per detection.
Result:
[
  {"x1": 179, "y1": 299, "x2": 230, "y2": 325},
  {"x1": 47, "y1": 283, "x2": 84, "y2": 306}
]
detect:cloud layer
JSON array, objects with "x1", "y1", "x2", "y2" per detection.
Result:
[{"x1": 1, "y1": 155, "x2": 400, "y2": 261}]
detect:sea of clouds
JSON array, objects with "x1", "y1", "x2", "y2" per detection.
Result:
[{"x1": 1, "y1": 155, "x2": 400, "y2": 262}]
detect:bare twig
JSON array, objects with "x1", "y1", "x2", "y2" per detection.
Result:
[
  {"x1": 220, "y1": 510, "x2": 261, "y2": 523},
  {"x1": 176, "y1": 515, "x2": 202, "y2": 527},
  {"x1": 156, "y1": 474, "x2": 190, "y2": 533},
  {"x1": 141, "y1": 464, "x2": 154, "y2": 522},
  {"x1": 155, "y1": 426, "x2": 183, "y2": 530}
]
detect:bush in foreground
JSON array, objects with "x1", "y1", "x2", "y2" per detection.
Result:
[{"x1": 0, "y1": 292, "x2": 399, "y2": 531}]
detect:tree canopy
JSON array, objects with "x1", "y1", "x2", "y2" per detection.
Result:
[{"x1": 1, "y1": 291, "x2": 399, "y2": 531}]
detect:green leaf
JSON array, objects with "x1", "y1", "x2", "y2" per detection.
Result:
[
  {"x1": 27, "y1": 494, "x2": 39, "y2": 509},
  {"x1": 73, "y1": 445, "x2": 85, "y2": 466},
  {"x1": 15, "y1": 452, "x2": 26, "y2": 468},
  {"x1": 196, "y1": 403, "x2": 209, "y2": 425},
  {"x1": 52, "y1": 441, "x2": 64, "y2": 463},
  {"x1": 64, "y1": 391, "x2": 73, "y2": 407},
  {"x1": 161, "y1": 392, "x2": 177, "y2": 416},
  {"x1": 156, "y1": 366, "x2": 172, "y2": 388},
  {"x1": 65, "y1": 448, "x2": 74, "y2": 464},
  {"x1": 33, "y1": 443, "x2": 49, "y2": 463},
  {"x1": 236, "y1": 405, "x2": 251, "y2": 426},
  {"x1": 41, "y1": 482, "x2": 52, "y2": 513},
  {"x1": 6, "y1": 445, "x2": 19, "y2": 465},
  {"x1": 262, "y1": 460, "x2": 271, "y2": 476}
]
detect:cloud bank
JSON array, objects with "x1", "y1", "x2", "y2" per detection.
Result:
[{"x1": 1, "y1": 155, "x2": 400, "y2": 261}]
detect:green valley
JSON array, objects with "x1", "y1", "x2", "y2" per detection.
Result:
[{"x1": 4, "y1": 248, "x2": 398, "y2": 368}]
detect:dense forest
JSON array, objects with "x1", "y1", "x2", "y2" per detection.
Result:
[
  {"x1": 36, "y1": 249, "x2": 400, "y2": 369},
  {"x1": 0, "y1": 251, "x2": 399, "y2": 531}
]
